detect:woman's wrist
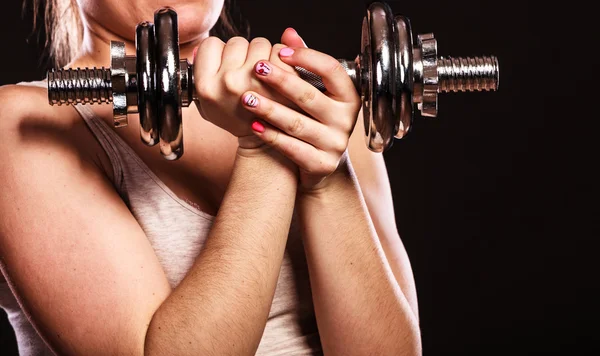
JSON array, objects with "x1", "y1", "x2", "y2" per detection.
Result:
[
  {"x1": 236, "y1": 138, "x2": 299, "y2": 179},
  {"x1": 297, "y1": 152, "x2": 355, "y2": 198}
]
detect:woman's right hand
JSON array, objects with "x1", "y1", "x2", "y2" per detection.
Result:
[{"x1": 193, "y1": 36, "x2": 295, "y2": 142}]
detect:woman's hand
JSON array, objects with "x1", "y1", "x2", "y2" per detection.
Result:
[
  {"x1": 192, "y1": 36, "x2": 297, "y2": 141},
  {"x1": 239, "y1": 44, "x2": 362, "y2": 192}
]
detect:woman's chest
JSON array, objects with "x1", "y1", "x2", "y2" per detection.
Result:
[
  {"x1": 107, "y1": 112, "x2": 240, "y2": 217},
  {"x1": 147, "y1": 132, "x2": 240, "y2": 216}
]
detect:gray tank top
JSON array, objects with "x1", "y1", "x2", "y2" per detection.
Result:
[{"x1": 0, "y1": 81, "x2": 321, "y2": 355}]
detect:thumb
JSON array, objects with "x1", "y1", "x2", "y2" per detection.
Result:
[{"x1": 281, "y1": 27, "x2": 308, "y2": 48}]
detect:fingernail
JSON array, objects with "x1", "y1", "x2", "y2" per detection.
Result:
[
  {"x1": 243, "y1": 93, "x2": 259, "y2": 107},
  {"x1": 255, "y1": 62, "x2": 271, "y2": 76},
  {"x1": 279, "y1": 48, "x2": 295, "y2": 57},
  {"x1": 252, "y1": 121, "x2": 265, "y2": 133},
  {"x1": 192, "y1": 46, "x2": 198, "y2": 61},
  {"x1": 286, "y1": 27, "x2": 298, "y2": 35}
]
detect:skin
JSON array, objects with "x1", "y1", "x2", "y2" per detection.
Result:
[{"x1": 0, "y1": 0, "x2": 421, "y2": 354}]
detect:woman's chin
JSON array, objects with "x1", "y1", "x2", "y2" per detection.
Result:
[{"x1": 167, "y1": 3, "x2": 222, "y2": 45}]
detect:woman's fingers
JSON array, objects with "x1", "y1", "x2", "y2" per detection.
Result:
[
  {"x1": 277, "y1": 47, "x2": 358, "y2": 102},
  {"x1": 241, "y1": 91, "x2": 342, "y2": 153},
  {"x1": 245, "y1": 37, "x2": 273, "y2": 68},
  {"x1": 251, "y1": 60, "x2": 335, "y2": 125},
  {"x1": 280, "y1": 27, "x2": 307, "y2": 48},
  {"x1": 194, "y1": 36, "x2": 225, "y2": 78},
  {"x1": 219, "y1": 36, "x2": 249, "y2": 71},
  {"x1": 193, "y1": 37, "x2": 225, "y2": 118},
  {"x1": 269, "y1": 43, "x2": 297, "y2": 74},
  {"x1": 248, "y1": 121, "x2": 322, "y2": 175},
  {"x1": 277, "y1": 27, "x2": 307, "y2": 74}
]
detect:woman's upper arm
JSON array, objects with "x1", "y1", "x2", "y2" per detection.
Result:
[{"x1": 0, "y1": 86, "x2": 171, "y2": 355}]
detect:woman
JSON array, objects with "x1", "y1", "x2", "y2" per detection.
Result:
[{"x1": 0, "y1": 0, "x2": 421, "y2": 354}]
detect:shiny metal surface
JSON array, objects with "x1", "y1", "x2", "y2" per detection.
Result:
[
  {"x1": 47, "y1": 67, "x2": 112, "y2": 105},
  {"x1": 154, "y1": 7, "x2": 184, "y2": 161},
  {"x1": 136, "y1": 21, "x2": 159, "y2": 146},
  {"x1": 392, "y1": 15, "x2": 414, "y2": 141},
  {"x1": 362, "y1": 1, "x2": 396, "y2": 153},
  {"x1": 125, "y1": 57, "x2": 138, "y2": 114},
  {"x1": 411, "y1": 34, "x2": 500, "y2": 118},
  {"x1": 415, "y1": 33, "x2": 439, "y2": 117},
  {"x1": 180, "y1": 59, "x2": 195, "y2": 107},
  {"x1": 110, "y1": 41, "x2": 129, "y2": 127},
  {"x1": 360, "y1": 16, "x2": 373, "y2": 148},
  {"x1": 438, "y1": 56, "x2": 499, "y2": 92}
]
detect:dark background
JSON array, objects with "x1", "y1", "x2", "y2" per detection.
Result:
[{"x1": 1, "y1": 0, "x2": 595, "y2": 355}]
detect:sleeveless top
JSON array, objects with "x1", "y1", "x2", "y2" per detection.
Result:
[{"x1": 0, "y1": 81, "x2": 322, "y2": 355}]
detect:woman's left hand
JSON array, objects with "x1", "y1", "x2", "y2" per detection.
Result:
[{"x1": 240, "y1": 36, "x2": 361, "y2": 193}]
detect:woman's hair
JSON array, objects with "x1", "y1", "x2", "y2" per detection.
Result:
[{"x1": 27, "y1": 0, "x2": 249, "y2": 67}]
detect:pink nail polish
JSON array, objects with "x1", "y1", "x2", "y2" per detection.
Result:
[
  {"x1": 243, "y1": 93, "x2": 259, "y2": 107},
  {"x1": 252, "y1": 121, "x2": 265, "y2": 133},
  {"x1": 279, "y1": 48, "x2": 295, "y2": 57},
  {"x1": 255, "y1": 62, "x2": 271, "y2": 76}
]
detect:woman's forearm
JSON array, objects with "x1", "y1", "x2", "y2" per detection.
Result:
[
  {"x1": 145, "y1": 147, "x2": 298, "y2": 356},
  {"x1": 297, "y1": 158, "x2": 421, "y2": 356}
]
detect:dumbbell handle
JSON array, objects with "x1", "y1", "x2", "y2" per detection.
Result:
[
  {"x1": 46, "y1": 61, "x2": 354, "y2": 109},
  {"x1": 295, "y1": 61, "x2": 360, "y2": 92},
  {"x1": 48, "y1": 55, "x2": 498, "y2": 110}
]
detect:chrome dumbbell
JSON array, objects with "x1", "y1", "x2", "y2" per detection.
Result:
[{"x1": 46, "y1": 2, "x2": 499, "y2": 161}]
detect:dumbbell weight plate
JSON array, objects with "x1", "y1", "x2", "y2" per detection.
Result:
[
  {"x1": 393, "y1": 15, "x2": 415, "y2": 142},
  {"x1": 154, "y1": 8, "x2": 184, "y2": 160},
  {"x1": 361, "y1": 2, "x2": 398, "y2": 153},
  {"x1": 136, "y1": 21, "x2": 159, "y2": 147}
]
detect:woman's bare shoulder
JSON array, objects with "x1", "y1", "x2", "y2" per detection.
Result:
[
  {"x1": 0, "y1": 83, "x2": 77, "y2": 128},
  {"x1": 0, "y1": 83, "x2": 114, "y2": 179}
]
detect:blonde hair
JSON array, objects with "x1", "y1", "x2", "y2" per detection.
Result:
[
  {"x1": 29, "y1": 0, "x2": 249, "y2": 68},
  {"x1": 30, "y1": 0, "x2": 81, "y2": 67}
]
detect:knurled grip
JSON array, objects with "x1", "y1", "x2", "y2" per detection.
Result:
[{"x1": 295, "y1": 60, "x2": 360, "y2": 92}]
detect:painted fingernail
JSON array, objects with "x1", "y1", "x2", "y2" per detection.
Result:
[
  {"x1": 252, "y1": 121, "x2": 265, "y2": 133},
  {"x1": 279, "y1": 48, "x2": 295, "y2": 57},
  {"x1": 255, "y1": 62, "x2": 271, "y2": 76},
  {"x1": 243, "y1": 93, "x2": 259, "y2": 107}
]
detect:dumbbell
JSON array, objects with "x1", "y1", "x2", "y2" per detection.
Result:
[{"x1": 47, "y1": 1, "x2": 499, "y2": 161}]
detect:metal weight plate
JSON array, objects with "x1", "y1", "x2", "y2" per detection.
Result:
[
  {"x1": 154, "y1": 7, "x2": 184, "y2": 160},
  {"x1": 393, "y1": 16, "x2": 415, "y2": 140},
  {"x1": 362, "y1": 2, "x2": 396, "y2": 153},
  {"x1": 136, "y1": 21, "x2": 159, "y2": 146}
]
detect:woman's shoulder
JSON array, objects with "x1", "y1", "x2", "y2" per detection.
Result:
[
  {"x1": 0, "y1": 82, "x2": 46, "y2": 116},
  {"x1": 0, "y1": 82, "x2": 75, "y2": 129},
  {"x1": 0, "y1": 82, "x2": 114, "y2": 181}
]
